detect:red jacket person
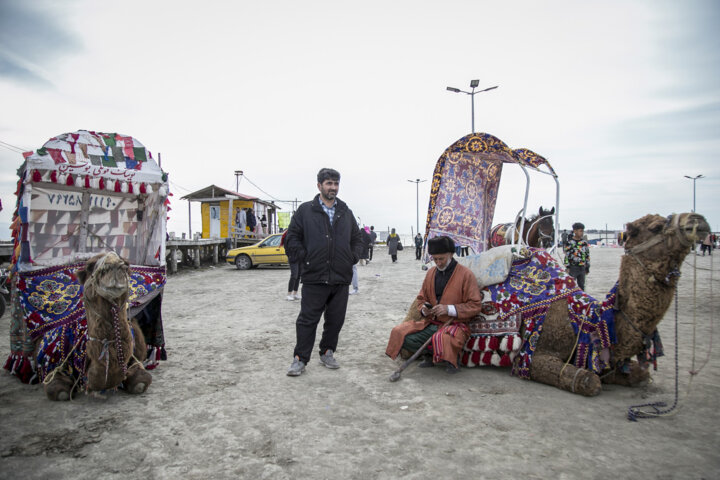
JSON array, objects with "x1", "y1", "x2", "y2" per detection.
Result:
[{"x1": 385, "y1": 236, "x2": 483, "y2": 373}]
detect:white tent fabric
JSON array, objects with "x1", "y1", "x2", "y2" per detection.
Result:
[{"x1": 16, "y1": 130, "x2": 169, "y2": 271}]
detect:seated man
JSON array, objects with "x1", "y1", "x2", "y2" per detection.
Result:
[{"x1": 385, "y1": 236, "x2": 483, "y2": 373}]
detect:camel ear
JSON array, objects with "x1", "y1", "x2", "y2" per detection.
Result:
[
  {"x1": 549, "y1": 207, "x2": 555, "y2": 214},
  {"x1": 626, "y1": 221, "x2": 639, "y2": 238},
  {"x1": 78, "y1": 257, "x2": 98, "y2": 283},
  {"x1": 648, "y1": 218, "x2": 665, "y2": 233}
]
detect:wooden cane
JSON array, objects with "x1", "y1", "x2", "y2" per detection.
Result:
[{"x1": 388, "y1": 316, "x2": 454, "y2": 382}]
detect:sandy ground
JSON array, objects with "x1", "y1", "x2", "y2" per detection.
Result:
[{"x1": 1, "y1": 246, "x2": 719, "y2": 479}]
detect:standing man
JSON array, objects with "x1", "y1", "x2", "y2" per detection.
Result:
[
  {"x1": 414, "y1": 232, "x2": 423, "y2": 260},
  {"x1": 564, "y1": 222, "x2": 590, "y2": 290},
  {"x1": 385, "y1": 236, "x2": 483, "y2": 373},
  {"x1": 368, "y1": 226, "x2": 377, "y2": 262},
  {"x1": 285, "y1": 168, "x2": 363, "y2": 376}
]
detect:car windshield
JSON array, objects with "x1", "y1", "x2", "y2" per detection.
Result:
[{"x1": 261, "y1": 236, "x2": 281, "y2": 247}]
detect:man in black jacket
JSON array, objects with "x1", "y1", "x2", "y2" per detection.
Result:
[{"x1": 285, "y1": 168, "x2": 362, "y2": 376}]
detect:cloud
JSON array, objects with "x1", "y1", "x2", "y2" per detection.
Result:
[{"x1": 0, "y1": 0, "x2": 81, "y2": 85}]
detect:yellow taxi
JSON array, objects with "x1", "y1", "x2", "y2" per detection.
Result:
[{"x1": 226, "y1": 233, "x2": 288, "y2": 270}]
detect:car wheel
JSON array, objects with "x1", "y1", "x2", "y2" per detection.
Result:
[{"x1": 235, "y1": 254, "x2": 252, "y2": 270}]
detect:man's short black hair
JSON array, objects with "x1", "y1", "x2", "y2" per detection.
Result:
[
  {"x1": 317, "y1": 168, "x2": 340, "y2": 184},
  {"x1": 572, "y1": 222, "x2": 585, "y2": 230}
]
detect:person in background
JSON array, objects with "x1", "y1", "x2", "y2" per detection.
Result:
[
  {"x1": 236, "y1": 208, "x2": 247, "y2": 237},
  {"x1": 359, "y1": 226, "x2": 371, "y2": 266},
  {"x1": 368, "y1": 226, "x2": 377, "y2": 261},
  {"x1": 281, "y1": 229, "x2": 301, "y2": 301},
  {"x1": 563, "y1": 222, "x2": 590, "y2": 290},
  {"x1": 414, "y1": 232, "x2": 423, "y2": 260},
  {"x1": 701, "y1": 233, "x2": 713, "y2": 256},
  {"x1": 284, "y1": 168, "x2": 362, "y2": 377},
  {"x1": 386, "y1": 228, "x2": 400, "y2": 263},
  {"x1": 385, "y1": 236, "x2": 483, "y2": 374}
]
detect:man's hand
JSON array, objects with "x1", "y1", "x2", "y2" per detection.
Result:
[{"x1": 430, "y1": 304, "x2": 449, "y2": 317}]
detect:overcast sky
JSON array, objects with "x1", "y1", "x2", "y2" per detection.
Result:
[{"x1": 1, "y1": 0, "x2": 718, "y2": 242}]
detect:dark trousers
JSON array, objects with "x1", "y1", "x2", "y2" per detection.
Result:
[
  {"x1": 369, "y1": 246, "x2": 374, "y2": 261},
  {"x1": 415, "y1": 246, "x2": 422, "y2": 260},
  {"x1": 294, "y1": 283, "x2": 349, "y2": 363},
  {"x1": 568, "y1": 265, "x2": 586, "y2": 290},
  {"x1": 391, "y1": 254, "x2": 397, "y2": 262},
  {"x1": 288, "y1": 262, "x2": 301, "y2": 292}
]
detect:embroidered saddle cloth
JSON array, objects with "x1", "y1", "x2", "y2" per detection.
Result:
[{"x1": 459, "y1": 248, "x2": 617, "y2": 378}]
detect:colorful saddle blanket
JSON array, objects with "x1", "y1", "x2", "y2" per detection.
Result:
[
  {"x1": 460, "y1": 248, "x2": 617, "y2": 379},
  {"x1": 4, "y1": 262, "x2": 166, "y2": 384}
]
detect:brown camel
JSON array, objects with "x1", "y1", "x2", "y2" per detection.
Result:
[
  {"x1": 397, "y1": 212, "x2": 710, "y2": 396},
  {"x1": 43, "y1": 252, "x2": 152, "y2": 400}
]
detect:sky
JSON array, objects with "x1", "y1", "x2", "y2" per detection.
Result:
[{"x1": 1, "y1": 0, "x2": 719, "y2": 242}]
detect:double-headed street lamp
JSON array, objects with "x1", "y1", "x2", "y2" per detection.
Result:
[
  {"x1": 408, "y1": 178, "x2": 427, "y2": 235},
  {"x1": 684, "y1": 174, "x2": 704, "y2": 212},
  {"x1": 446, "y1": 79, "x2": 498, "y2": 133}
]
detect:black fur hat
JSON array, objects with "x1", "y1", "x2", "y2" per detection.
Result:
[{"x1": 427, "y1": 236, "x2": 455, "y2": 254}]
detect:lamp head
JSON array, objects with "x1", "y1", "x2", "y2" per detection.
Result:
[
  {"x1": 470, "y1": 79, "x2": 480, "y2": 88},
  {"x1": 446, "y1": 86, "x2": 460, "y2": 93}
]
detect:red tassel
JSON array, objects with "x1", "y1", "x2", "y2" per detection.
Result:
[
  {"x1": 66, "y1": 174, "x2": 74, "y2": 186},
  {"x1": 488, "y1": 336, "x2": 500, "y2": 351},
  {"x1": 3, "y1": 354, "x2": 14, "y2": 371},
  {"x1": 32, "y1": 170, "x2": 42, "y2": 182},
  {"x1": 50, "y1": 171, "x2": 58, "y2": 183},
  {"x1": 114, "y1": 180, "x2": 122, "y2": 192},
  {"x1": 85, "y1": 176, "x2": 91, "y2": 188},
  {"x1": 128, "y1": 183, "x2": 134, "y2": 194},
  {"x1": 139, "y1": 183, "x2": 147, "y2": 194},
  {"x1": 17, "y1": 357, "x2": 34, "y2": 384},
  {"x1": 99, "y1": 178, "x2": 105, "y2": 190},
  {"x1": 481, "y1": 351, "x2": 493, "y2": 365},
  {"x1": 471, "y1": 351, "x2": 481, "y2": 364},
  {"x1": 499, "y1": 353, "x2": 512, "y2": 367},
  {"x1": 461, "y1": 351, "x2": 470, "y2": 365}
]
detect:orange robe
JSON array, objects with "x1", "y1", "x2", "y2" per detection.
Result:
[{"x1": 385, "y1": 263, "x2": 483, "y2": 367}]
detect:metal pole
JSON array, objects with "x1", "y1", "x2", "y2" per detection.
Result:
[
  {"x1": 415, "y1": 181, "x2": 419, "y2": 233},
  {"x1": 471, "y1": 88, "x2": 475, "y2": 133},
  {"x1": 693, "y1": 179, "x2": 696, "y2": 212}
]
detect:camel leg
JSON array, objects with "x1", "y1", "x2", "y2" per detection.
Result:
[
  {"x1": 43, "y1": 371, "x2": 75, "y2": 401},
  {"x1": 601, "y1": 360, "x2": 650, "y2": 387},
  {"x1": 123, "y1": 361, "x2": 152, "y2": 394},
  {"x1": 529, "y1": 352, "x2": 602, "y2": 396}
]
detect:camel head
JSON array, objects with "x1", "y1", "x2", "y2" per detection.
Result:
[
  {"x1": 623, "y1": 213, "x2": 710, "y2": 258},
  {"x1": 77, "y1": 252, "x2": 130, "y2": 304}
]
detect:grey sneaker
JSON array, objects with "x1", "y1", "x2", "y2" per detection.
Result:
[
  {"x1": 287, "y1": 357, "x2": 306, "y2": 376},
  {"x1": 319, "y1": 350, "x2": 340, "y2": 369}
]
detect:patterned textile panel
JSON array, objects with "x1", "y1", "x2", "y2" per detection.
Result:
[
  {"x1": 5, "y1": 262, "x2": 167, "y2": 383},
  {"x1": 28, "y1": 187, "x2": 143, "y2": 264}
]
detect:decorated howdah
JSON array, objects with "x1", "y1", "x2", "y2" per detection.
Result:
[
  {"x1": 4, "y1": 130, "x2": 170, "y2": 387},
  {"x1": 423, "y1": 132, "x2": 556, "y2": 260}
]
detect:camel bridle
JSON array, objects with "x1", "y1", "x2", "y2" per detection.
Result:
[{"x1": 623, "y1": 214, "x2": 700, "y2": 286}]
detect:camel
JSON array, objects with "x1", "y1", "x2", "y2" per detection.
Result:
[
  {"x1": 398, "y1": 212, "x2": 710, "y2": 396},
  {"x1": 43, "y1": 252, "x2": 152, "y2": 400}
]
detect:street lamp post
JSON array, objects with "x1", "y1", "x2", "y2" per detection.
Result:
[
  {"x1": 684, "y1": 174, "x2": 704, "y2": 212},
  {"x1": 446, "y1": 79, "x2": 498, "y2": 133},
  {"x1": 408, "y1": 178, "x2": 427, "y2": 235},
  {"x1": 234, "y1": 170, "x2": 243, "y2": 192}
]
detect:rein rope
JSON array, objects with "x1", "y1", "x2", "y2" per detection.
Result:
[{"x1": 627, "y1": 288, "x2": 681, "y2": 421}]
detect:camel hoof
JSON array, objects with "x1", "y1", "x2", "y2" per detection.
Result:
[{"x1": 56, "y1": 391, "x2": 70, "y2": 401}]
